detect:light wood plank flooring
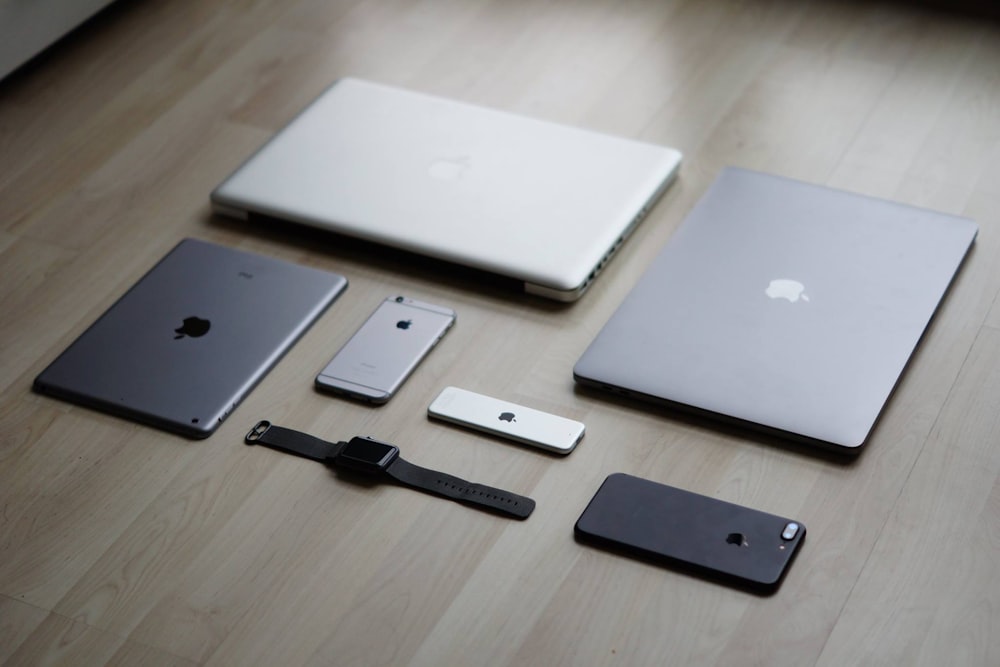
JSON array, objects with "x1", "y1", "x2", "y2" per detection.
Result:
[{"x1": 2, "y1": 1, "x2": 999, "y2": 664}]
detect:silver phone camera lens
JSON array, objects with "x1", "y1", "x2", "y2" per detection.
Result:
[{"x1": 781, "y1": 522, "x2": 800, "y2": 541}]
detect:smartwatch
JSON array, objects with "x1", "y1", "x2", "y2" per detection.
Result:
[{"x1": 245, "y1": 421, "x2": 535, "y2": 519}]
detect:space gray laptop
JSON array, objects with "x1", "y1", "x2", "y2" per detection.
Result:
[
  {"x1": 574, "y1": 167, "x2": 977, "y2": 454},
  {"x1": 210, "y1": 77, "x2": 682, "y2": 301},
  {"x1": 33, "y1": 238, "x2": 348, "y2": 438}
]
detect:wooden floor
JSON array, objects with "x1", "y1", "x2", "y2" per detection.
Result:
[{"x1": 3, "y1": 0, "x2": 999, "y2": 664}]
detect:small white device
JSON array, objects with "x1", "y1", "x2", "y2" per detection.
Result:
[{"x1": 428, "y1": 386, "x2": 585, "y2": 454}]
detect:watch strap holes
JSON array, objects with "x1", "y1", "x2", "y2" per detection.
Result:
[{"x1": 435, "y1": 478, "x2": 518, "y2": 505}]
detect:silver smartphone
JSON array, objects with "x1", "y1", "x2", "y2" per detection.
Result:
[
  {"x1": 428, "y1": 386, "x2": 585, "y2": 454},
  {"x1": 316, "y1": 296, "x2": 455, "y2": 403}
]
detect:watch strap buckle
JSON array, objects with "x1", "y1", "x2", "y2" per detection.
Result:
[{"x1": 245, "y1": 420, "x2": 272, "y2": 444}]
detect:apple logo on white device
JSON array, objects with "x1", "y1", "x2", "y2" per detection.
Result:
[
  {"x1": 765, "y1": 279, "x2": 809, "y2": 303},
  {"x1": 428, "y1": 156, "x2": 470, "y2": 181}
]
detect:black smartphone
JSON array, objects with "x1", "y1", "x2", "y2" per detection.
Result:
[{"x1": 575, "y1": 473, "x2": 806, "y2": 594}]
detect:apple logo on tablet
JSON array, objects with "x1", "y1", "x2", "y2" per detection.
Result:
[
  {"x1": 765, "y1": 279, "x2": 809, "y2": 303},
  {"x1": 174, "y1": 316, "x2": 210, "y2": 339},
  {"x1": 499, "y1": 412, "x2": 516, "y2": 423}
]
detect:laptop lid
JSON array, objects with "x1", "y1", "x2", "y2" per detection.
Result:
[
  {"x1": 574, "y1": 167, "x2": 977, "y2": 454},
  {"x1": 210, "y1": 78, "x2": 682, "y2": 301},
  {"x1": 33, "y1": 238, "x2": 348, "y2": 438}
]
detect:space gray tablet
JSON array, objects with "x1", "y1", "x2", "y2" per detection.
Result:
[{"x1": 33, "y1": 238, "x2": 348, "y2": 438}]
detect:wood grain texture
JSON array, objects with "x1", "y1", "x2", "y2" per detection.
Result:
[{"x1": 2, "y1": 1, "x2": 999, "y2": 665}]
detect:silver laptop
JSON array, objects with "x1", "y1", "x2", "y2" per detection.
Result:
[
  {"x1": 574, "y1": 167, "x2": 977, "y2": 454},
  {"x1": 210, "y1": 78, "x2": 682, "y2": 301},
  {"x1": 33, "y1": 238, "x2": 348, "y2": 438}
]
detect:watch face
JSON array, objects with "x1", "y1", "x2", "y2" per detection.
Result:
[{"x1": 338, "y1": 438, "x2": 399, "y2": 473}]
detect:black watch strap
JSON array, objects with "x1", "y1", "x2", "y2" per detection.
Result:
[
  {"x1": 244, "y1": 421, "x2": 535, "y2": 519},
  {"x1": 245, "y1": 421, "x2": 344, "y2": 461},
  {"x1": 384, "y1": 457, "x2": 535, "y2": 519}
]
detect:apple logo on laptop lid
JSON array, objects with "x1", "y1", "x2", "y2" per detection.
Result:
[
  {"x1": 428, "y1": 156, "x2": 471, "y2": 182},
  {"x1": 765, "y1": 279, "x2": 809, "y2": 303}
]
